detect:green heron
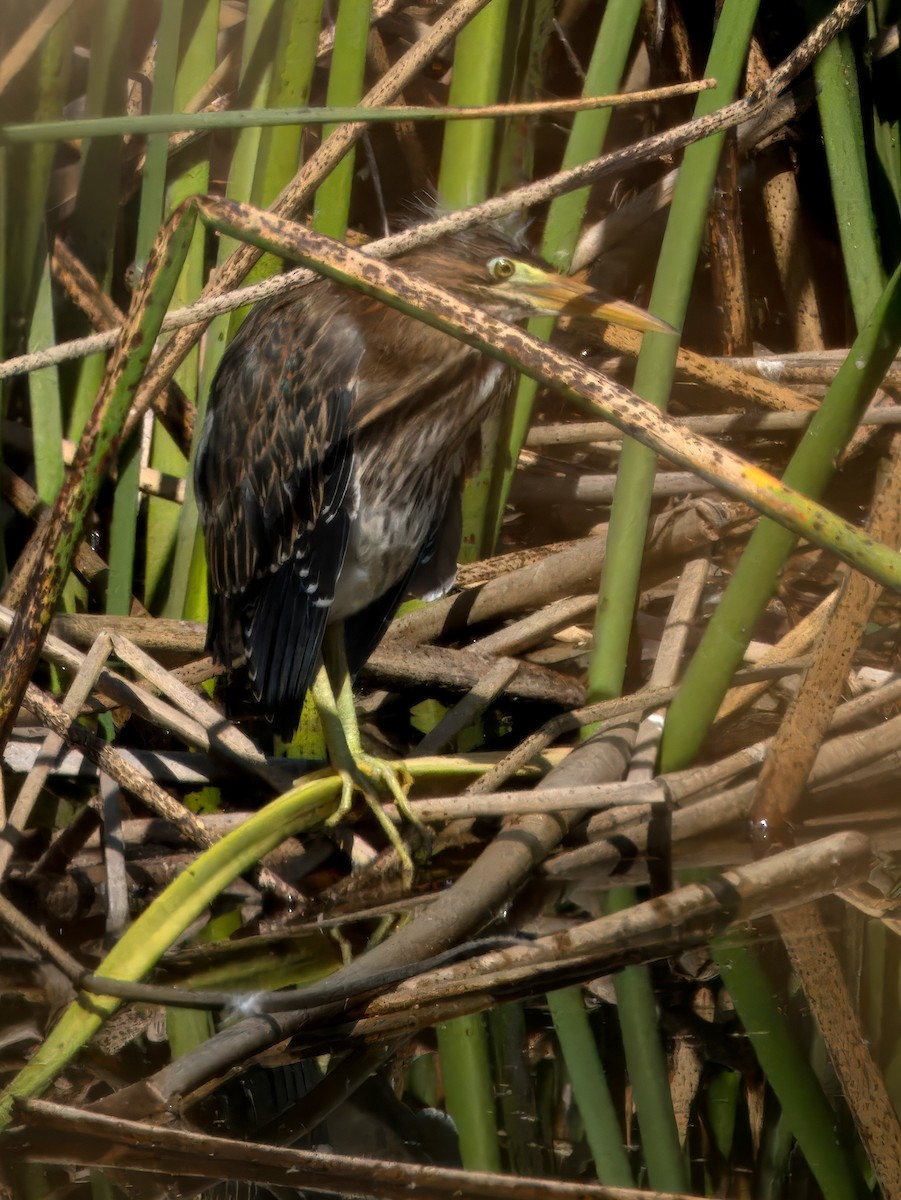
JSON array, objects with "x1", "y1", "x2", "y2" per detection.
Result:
[{"x1": 195, "y1": 226, "x2": 664, "y2": 861}]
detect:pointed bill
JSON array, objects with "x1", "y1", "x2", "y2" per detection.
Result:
[{"x1": 517, "y1": 272, "x2": 675, "y2": 334}]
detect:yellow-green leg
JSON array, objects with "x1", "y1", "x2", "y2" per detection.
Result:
[{"x1": 311, "y1": 625, "x2": 423, "y2": 887}]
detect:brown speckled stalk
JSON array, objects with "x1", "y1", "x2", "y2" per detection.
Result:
[{"x1": 0, "y1": 205, "x2": 199, "y2": 747}]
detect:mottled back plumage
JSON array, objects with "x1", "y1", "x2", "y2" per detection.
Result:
[{"x1": 195, "y1": 227, "x2": 524, "y2": 736}]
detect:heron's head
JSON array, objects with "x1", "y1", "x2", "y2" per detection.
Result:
[
  {"x1": 395, "y1": 224, "x2": 672, "y2": 336},
  {"x1": 464, "y1": 252, "x2": 673, "y2": 334}
]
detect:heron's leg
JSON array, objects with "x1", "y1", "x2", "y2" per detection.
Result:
[
  {"x1": 310, "y1": 664, "x2": 356, "y2": 816},
  {"x1": 327, "y1": 631, "x2": 422, "y2": 825},
  {"x1": 312, "y1": 626, "x2": 422, "y2": 885}
]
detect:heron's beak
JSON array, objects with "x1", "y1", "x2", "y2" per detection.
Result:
[
  {"x1": 521, "y1": 272, "x2": 674, "y2": 334},
  {"x1": 487, "y1": 257, "x2": 674, "y2": 334}
]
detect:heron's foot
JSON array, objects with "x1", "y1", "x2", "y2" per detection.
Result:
[{"x1": 326, "y1": 754, "x2": 426, "y2": 889}]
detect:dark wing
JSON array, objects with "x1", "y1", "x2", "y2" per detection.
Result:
[
  {"x1": 343, "y1": 488, "x2": 462, "y2": 679},
  {"x1": 195, "y1": 295, "x2": 363, "y2": 736}
]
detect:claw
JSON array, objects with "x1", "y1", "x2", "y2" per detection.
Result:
[
  {"x1": 325, "y1": 755, "x2": 421, "y2": 889},
  {"x1": 312, "y1": 642, "x2": 430, "y2": 890}
]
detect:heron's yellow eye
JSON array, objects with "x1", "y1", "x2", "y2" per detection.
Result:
[{"x1": 488, "y1": 256, "x2": 516, "y2": 280}]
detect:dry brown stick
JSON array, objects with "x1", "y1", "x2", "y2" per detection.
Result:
[
  {"x1": 0, "y1": 606, "x2": 291, "y2": 790},
  {"x1": 0, "y1": 891, "x2": 85, "y2": 983},
  {"x1": 707, "y1": 132, "x2": 751, "y2": 355},
  {"x1": 619, "y1": 560, "x2": 710, "y2": 891},
  {"x1": 108, "y1": 633, "x2": 290, "y2": 792},
  {"x1": 405, "y1": 783, "x2": 660, "y2": 822},
  {"x1": 388, "y1": 500, "x2": 736, "y2": 648},
  {"x1": 713, "y1": 588, "x2": 840, "y2": 726},
  {"x1": 746, "y1": 447, "x2": 901, "y2": 1196},
  {"x1": 455, "y1": 537, "x2": 597, "y2": 587},
  {"x1": 776, "y1": 901, "x2": 901, "y2": 1200},
  {"x1": 51, "y1": 238, "x2": 121, "y2": 329},
  {"x1": 526, "y1": 405, "x2": 901, "y2": 446},
  {"x1": 760, "y1": 145, "x2": 826, "y2": 351},
  {"x1": 0, "y1": 632, "x2": 113, "y2": 880},
  {"x1": 653, "y1": 561, "x2": 710, "y2": 689},
  {"x1": 596, "y1": 324, "x2": 816, "y2": 413},
  {"x1": 566, "y1": 667, "x2": 901, "y2": 844},
  {"x1": 355, "y1": 834, "x2": 873, "y2": 1020},
  {"x1": 628, "y1": 559, "x2": 709, "y2": 784},
  {"x1": 750, "y1": 442, "x2": 901, "y2": 837},
  {"x1": 513, "y1": 468, "x2": 720, "y2": 506},
  {"x1": 412, "y1": 659, "x2": 520, "y2": 757},
  {"x1": 49, "y1": 612, "x2": 206, "y2": 654},
  {"x1": 99, "y1": 773, "x2": 129, "y2": 939},
  {"x1": 471, "y1": 594, "x2": 597, "y2": 657},
  {"x1": 366, "y1": 27, "x2": 429, "y2": 189},
  {"x1": 18, "y1": 682, "x2": 297, "y2": 904},
  {"x1": 11, "y1": 1097, "x2": 705, "y2": 1200},
  {"x1": 364, "y1": 641, "x2": 585, "y2": 707},
  {"x1": 747, "y1": 37, "x2": 825, "y2": 352},
  {"x1": 723, "y1": 350, "x2": 901, "y2": 374},
  {"x1": 548, "y1": 696, "x2": 901, "y2": 878}
]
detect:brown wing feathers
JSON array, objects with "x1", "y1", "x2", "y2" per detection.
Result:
[{"x1": 195, "y1": 298, "x2": 362, "y2": 735}]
